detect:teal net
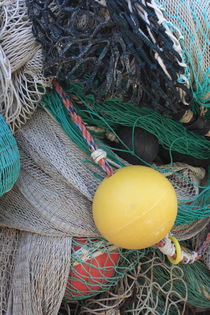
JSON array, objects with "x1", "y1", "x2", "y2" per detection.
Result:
[
  {"x1": 64, "y1": 237, "x2": 146, "y2": 302},
  {"x1": 42, "y1": 82, "x2": 210, "y2": 160},
  {"x1": 156, "y1": 0, "x2": 210, "y2": 108},
  {"x1": 0, "y1": 115, "x2": 20, "y2": 196}
]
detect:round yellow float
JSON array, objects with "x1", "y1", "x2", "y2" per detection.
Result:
[{"x1": 93, "y1": 166, "x2": 178, "y2": 249}]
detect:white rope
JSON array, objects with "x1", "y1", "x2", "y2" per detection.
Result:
[
  {"x1": 94, "y1": 0, "x2": 107, "y2": 6},
  {"x1": 91, "y1": 149, "x2": 121, "y2": 169},
  {"x1": 91, "y1": 149, "x2": 107, "y2": 164},
  {"x1": 158, "y1": 236, "x2": 198, "y2": 263},
  {"x1": 158, "y1": 237, "x2": 176, "y2": 256}
]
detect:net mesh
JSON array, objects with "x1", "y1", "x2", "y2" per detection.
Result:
[
  {"x1": 64, "y1": 238, "x2": 146, "y2": 302},
  {"x1": 192, "y1": 219, "x2": 210, "y2": 270},
  {"x1": 59, "y1": 250, "x2": 210, "y2": 314},
  {"x1": 0, "y1": 227, "x2": 72, "y2": 315},
  {"x1": 156, "y1": 0, "x2": 210, "y2": 107},
  {"x1": 0, "y1": 108, "x2": 208, "y2": 313},
  {"x1": 42, "y1": 85, "x2": 210, "y2": 226},
  {"x1": 26, "y1": 0, "x2": 193, "y2": 117},
  {"x1": 0, "y1": 110, "x2": 101, "y2": 236},
  {"x1": 0, "y1": 0, "x2": 52, "y2": 132},
  {"x1": 46, "y1": 82, "x2": 210, "y2": 161},
  {"x1": 0, "y1": 0, "x2": 209, "y2": 313},
  {"x1": 0, "y1": 115, "x2": 20, "y2": 196}
]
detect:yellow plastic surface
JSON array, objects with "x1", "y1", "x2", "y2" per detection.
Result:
[{"x1": 93, "y1": 166, "x2": 178, "y2": 249}]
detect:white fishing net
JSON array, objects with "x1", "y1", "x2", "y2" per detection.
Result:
[
  {"x1": 0, "y1": 227, "x2": 72, "y2": 315},
  {"x1": 0, "y1": 110, "x2": 101, "y2": 237},
  {"x1": 0, "y1": 0, "x2": 52, "y2": 132},
  {"x1": 158, "y1": 163, "x2": 205, "y2": 202}
]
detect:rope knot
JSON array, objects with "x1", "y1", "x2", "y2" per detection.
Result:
[{"x1": 91, "y1": 149, "x2": 107, "y2": 164}]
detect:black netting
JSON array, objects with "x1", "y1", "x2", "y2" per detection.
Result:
[{"x1": 26, "y1": 0, "x2": 192, "y2": 116}]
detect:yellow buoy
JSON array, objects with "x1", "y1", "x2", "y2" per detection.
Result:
[{"x1": 93, "y1": 166, "x2": 177, "y2": 249}]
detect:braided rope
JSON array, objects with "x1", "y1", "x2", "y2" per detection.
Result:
[
  {"x1": 157, "y1": 232, "x2": 210, "y2": 264},
  {"x1": 53, "y1": 80, "x2": 114, "y2": 177}
]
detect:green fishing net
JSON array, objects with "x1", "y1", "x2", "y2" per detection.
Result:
[
  {"x1": 41, "y1": 83, "x2": 210, "y2": 227},
  {"x1": 64, "y1": 237, "x2": 146, "y2": 302},
  {"x1": 59, "y1": 248, "x2": 210, "y2": 313}
]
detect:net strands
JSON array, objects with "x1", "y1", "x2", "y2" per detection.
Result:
[
  {"x1": 46, "y1": 82, "x2": 210, "y2": 265},
  {"x1": 60, "y1": 251, "x2": 210, "y2": 314},
  {"x1": 64, "y1": 237, "x2": 146, "y2": 302},
  {"x1": 192, "y1": 219, "x2": 210, "y2": 269},
  {"x1": 0, "y1": 109, "x2": 208, "y2": 313},
  {"x1": 0, "y1": 0, "x2": 52, "y2": 132},
  {"x1": 156, "y1": 0, "x2": 210, "y2": 107},
  {"x1": 0, "y1": 115, "x2": 20, "y2": 196},
  {"x1": 26, "y1": 0, "x2": 192, "y2": 117},
  {"x1": 42, "y1": 87, "x2": 210, "y2": 226},
  {"x1": 0, "y1": 110, "x2": 139, "y2": 313},
  {"x1": 42, "y1": 82, "x2": 210, "y2": 161},
  {"x1": 0, "y1": 227, "x2": 72, "y2": 315}
]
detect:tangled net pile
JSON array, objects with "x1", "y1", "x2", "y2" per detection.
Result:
[
  {"x1": 0, "y1": 0, "x2": 52, "y2": 132},
  {"x1": 0, "y1": 0, "x2": 209, "y2": 314},
  {"x1": 157, "y1": 0, "x2": 210, "y2": 106},
  {"x1": 61, "y1": 251, "x2": 210, "y2": 314},
  {"x1": 43, "y1": 83, "x2": 210, "y2": 228},
  {"x1": 26, "y1": 0, "x2": 193, "y2": 117},
  {"x1": 0, "y1": 110, "x2": 143, "y2": 314}
]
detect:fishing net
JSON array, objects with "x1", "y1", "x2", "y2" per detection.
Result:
[
  {"x1": 157, "y1": 0, "x2": 210, "y2": 107},
  {"x1": 59, "y1": 250, "x2": 210, "y2": 314},
  {"x1": 64, "y1": 237, "x2": 146, "y2": 302},
  {"x1": 0, "y1": 115, "x2": 20, "y2": 196},
  {"x1": 42, "y1": 84, "x2": 210, "y2": 226},
  {"x1": 44, "y1": 82, "x2": 210, "y2": 161},
  {"x1": 0, "y1": 109, "x2": 145, "y2": 313},
  {"x1": 0, "y1": 227, "x2": 72, "y2": 315},
  {"x1": 192, "y1": 219, "x2": 210, "y2": 270},
  {"x1": 0, "y1": 0, "x2": 52, "y2": 132},
  {"x1": 0, "y1": 0, "x2": 209, "y2": 313},
  {"x1": 26, "y1": 0, "x2": 193, "y2": 117},
  {"x1": 0, "y1": 108, "x2": 208, "y2": 314}
]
